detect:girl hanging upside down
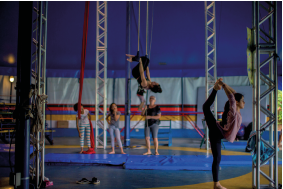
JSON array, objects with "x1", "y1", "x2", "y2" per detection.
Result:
[
  {"x1": 202, "y1": 78, "x2": 245, "y2": 189},
  {"x1": 126, "y1": 54, "x2": 162, "y2": 111}
]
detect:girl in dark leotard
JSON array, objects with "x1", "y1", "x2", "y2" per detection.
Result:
[
  {"x1": 202, "y1": 78, "x2": 245, "y2": 189},
  {"x1": 126, "y1": 54, "x2": 162, "y2": 110}
]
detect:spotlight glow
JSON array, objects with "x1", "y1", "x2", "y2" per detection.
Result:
[{"x1": 3, "y1": 54, "x2": 15, "y2": 64}]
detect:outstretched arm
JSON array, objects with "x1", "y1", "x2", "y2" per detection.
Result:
[{"x1": 218, "y1": 80, "x2": 235, "y2": 97}]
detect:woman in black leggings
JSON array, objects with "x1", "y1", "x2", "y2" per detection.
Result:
[
  {"x1": 202, "y1": 78, "x2": 245, "y2": 189},
  {"x1": 126, "y1": 54, "x2": 162, "y2": 111}
]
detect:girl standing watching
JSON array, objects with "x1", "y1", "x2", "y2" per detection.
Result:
[{"x1": 106, "y1": 103, "x2": 126, "y2": 154}]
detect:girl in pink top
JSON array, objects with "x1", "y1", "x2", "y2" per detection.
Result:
[{"x1": 202, "y1": 78, "x2": 245, "y2": 189}]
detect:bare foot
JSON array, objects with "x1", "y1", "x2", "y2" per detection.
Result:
[
  {"x1": 79, "y1": 150, "x2": 83, "y2": 154},
  {"x1": 143, "y1": 152, "x2": 152, "y2": 155},
  {"x1": 121, "y1": 151, "x2": 126, "y2": 154},
  {"x1": 155, "y1": 152, "x2": 159, "y2": 155},
  {"x1": 109, "y1": 151, "x2": 115, "y2": 154},
  {"x1": 214, "y1": 182, "x2": 227, "y2": 189},
  {"x1": 126, "y1": 54, "x2": 135, "y2": 62}
]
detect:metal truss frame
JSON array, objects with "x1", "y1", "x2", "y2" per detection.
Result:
[
  {"x1": 30, "y1": 1, "x2": 48, "y2": 188},
  {"x1": 95, "y1": 1, "x2": 108, "y2": 149},
  {"x1": 204, "y1": 1, "x2": 217, "y2": 150},
  {"x1": 253, "y1": 1, "x2": 278, "y2": 188}
]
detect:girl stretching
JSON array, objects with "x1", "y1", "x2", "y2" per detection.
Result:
[
  {"x1": 202, "y1": 78, "x2": 245, "y2": 189},
  {"x1": 126, "y1": 54, "x2": 162, "y2": 111},
  {"x1": 106, "y1": 103, "x2": 126, "y2": 154},
  {"x1": 74, "y1": 103, "x2": 91, "y2": 154}
]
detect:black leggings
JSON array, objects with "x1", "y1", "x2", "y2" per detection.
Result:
[
  {"x1": 202, "y1": 89, "x2": 224, "y2": 182},
  {"x1": 132, "y1": 56, "x2": 150, "y2": 96},
  {"x1": 131, "y1": 56, "x2": 149, "y2": 80}
]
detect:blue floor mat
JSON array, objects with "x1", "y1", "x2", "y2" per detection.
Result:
[
  {"x1": 45, "y1": 153, "x2": 129, "y2": 165},
  {"x1": 222, "y1": 141, "x2": 247, "y2": 149},
  {"x1": 123, "y1": 155, "x2": 254, "y2": 170},
  {"x1": 44, "y1": 153, "x2": 280, "y2": 171}
]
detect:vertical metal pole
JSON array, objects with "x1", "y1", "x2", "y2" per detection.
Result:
[
  {"x1": 95, "y1": 3, "x2": 99, "y2": 148},
  {"x1": 15, "y1": 2, "x2": 33, "y2": 188},
  {"x1": 41, "y1": 2, "x2": 48, "y2": 182},
  {"x1": 124, "y1": 1, "x2": 131, "y2": 147},
  {"x1": 213, "y1": 3, "x2": 217, "y2": 121},
  {"x1": 268, "y1": 3, "x2": 274, "y2": 185},
  {"x1": 204, "y1": 1, "x2": 209, "y2": 150},
  {"x1": 255, "y1": 2, "x2": 261, "y2": 188},
  {"x1": 104, "y1": 2, "x2": 108, "y2": 150},
  {"x1": 273, "y1": 2, "x2": 278, "y2": 187},
  {"x1": 252, "y1": 2, "x2": 256, "y2": 188},
  {"x1": 36, "y1": 2, "x2": 43, "y2": 186}
]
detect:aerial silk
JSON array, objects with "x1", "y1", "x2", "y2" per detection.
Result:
[{"x1": 77, "y1": 1, "x2": 95, "y2": 154}]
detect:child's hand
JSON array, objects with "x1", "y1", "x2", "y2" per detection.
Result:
[
  {"x1": 79, "y1": 133, "x2": 82, "y2": 138},
  {"x1": 214, "y1": 78, "x2": 223, "y2": 91}
]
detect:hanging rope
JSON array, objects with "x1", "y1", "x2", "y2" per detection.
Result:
[
  {"x1": 149, "y1": 1, "x2": 154, "y2": 59},
  {"x1": 146, "y1": 1, "x2": 149, "y2": 57},
  {"x1": 138, "y1": 1, "x2": 140, "y2": 52},
  {"x1": 131, "y1": 2, "x2": 141, "y2": 62},
  {"x1": 145, "y1": 1, "x2": 149, "y2": 126}
]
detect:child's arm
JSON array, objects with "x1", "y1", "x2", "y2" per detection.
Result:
[
  {"x1": 114, "y1": 111, "x2": 121, "y2": 121},
  {"x1": 106, "y1": 114, "x2": 111, "y2": 124},
  {"x1": 76, "y1": 117, "x2": 81, "y2": 137},
  {"x1": 220, "y1": 81, "x2": 237, "y2": 115},
  {"x1": 219, "y1": 81, "x2": 236, "y2": 94},
  {"x1": 88, "y1": 113, "x2": 91, "y2": 121}
]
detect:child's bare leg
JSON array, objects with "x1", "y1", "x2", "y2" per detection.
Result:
[
  {"x1": 109, "y1": 147, "x2": 115, "y2": 154},
  {"x1": 79, "y1": 147, "x2": 84, "y2": 154},
  {"x1": 138, "y1": 95, "x2": 145, "y2": 111},
  {"x1": 120, "y1": 147, "x2": 126, "y2": 154}
]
